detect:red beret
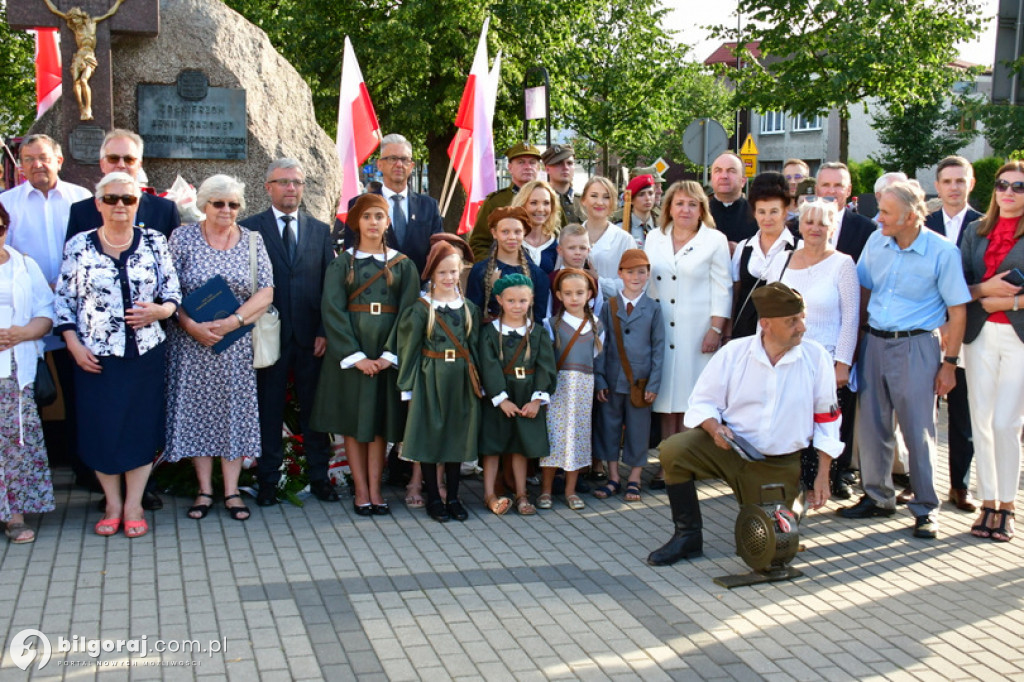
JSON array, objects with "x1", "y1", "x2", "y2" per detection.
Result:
[{"x1": 625, "y1": 174, "x2": 655, "y2": 196}]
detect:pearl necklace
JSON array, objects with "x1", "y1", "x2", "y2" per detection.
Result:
[{"x1": 99, "y1": 227, "x2": 133, "y2": 249}]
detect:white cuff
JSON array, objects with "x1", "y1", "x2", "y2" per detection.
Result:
[
  {"x1": 341, "y1": 352, "x2": 368, "y2": 369},
  {"x1": 381, "y1": 351, "x2": 398, "y2": 367},
  {"x1": 531, "y1": 391, "x2": 550, "y2": 405},
  {"x1": 401, "y1": 390, "x2": 412, "y2": 402},
  {"x1": 491, "y1": 391, "x2": 509, "y2": 407}
]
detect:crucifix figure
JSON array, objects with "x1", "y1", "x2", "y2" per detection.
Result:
[{"x1": 41, "y1": 0, "x2": 127, "y2": 120}]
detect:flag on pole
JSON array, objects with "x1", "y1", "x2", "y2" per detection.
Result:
[
  {"x1": 336, "y1": 36, "x2": 381, "y2": 223},
  {"x1": 446, "y1": 18, "x2": 500, "y2": 235},
  {"x1": 35, "y1": 28, "x2": 62, "y2": 119}
]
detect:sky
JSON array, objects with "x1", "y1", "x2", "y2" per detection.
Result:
[{"x1": 667, "y1": 0, "x2": 1001, "y2": 67}]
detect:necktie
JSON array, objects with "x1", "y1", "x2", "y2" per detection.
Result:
[
  {"x1": 282, "y1": 215, "x2": 296, "y2": 262},
  {"x1": 626, "y1": 302, "x2": 634, "y2": 315},
  {"x1": 391, "y1": 194, "x2": 407, "y2": 245}
]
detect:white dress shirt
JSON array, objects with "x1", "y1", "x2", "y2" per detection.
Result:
[
  {"x1": 942, "y1": 206, "x2": 971, "y2": 247},
  {"x1": 272, "y1": 206, "x2": 300, "y2": 241},
  {"x1": 683, "y1": 332, "x2": 844, "y2": 458},
  {"x1": 381, "y1": 186, "x2": 409, "y2": 224}
]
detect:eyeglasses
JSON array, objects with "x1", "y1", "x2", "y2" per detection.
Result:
[
  {"x1": 380, "y1": 156, "x2": 413, "y2": 165},
  {"x1": 209, "y1": 200, "x2": 241, "y2": 210},
  {"x1": 100, "y1": 194, "x2": 139, "y2": 206},
  {"x1": 994, "y1": 179, "x2": 1024, "y2": 195},
  {"x1": 804, "y1": 196, "x2": 837, "y2": 203},
  {"x1": 268, "y1": 179, "x2": 305, "y2": 187},
  {"x1": 21, "y1": 155, "x2": 55, "y2": 166},
  {"x1": 784, "y1": 173, "x2": 805, "y2": 181},
  {"x1": 104, "y1": 154, "x2": 139, "y2": 165}
]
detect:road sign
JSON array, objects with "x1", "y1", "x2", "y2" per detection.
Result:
[
  {"x1": 682, "y1": 118, "x2": 728, "y2": 187},
  {"x1": 739, "y1": 133, "x2": 758, "y2": 178},
  {"x1": 653, "y1": 158, "x2": 670, "y2": 176}
]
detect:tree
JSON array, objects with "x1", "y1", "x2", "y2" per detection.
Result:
[
  {"x1": 970, "y1": 102, "x2": 1024, "y2": 158},
  {"x1": 0, "y1": 4, "x2": 36, "y2": 139},
  {"x1": 712, "y1": 0, "x2": 984, "y2": 163},
  {"x1": 869, "y1": 96, "x2": 977, "y2": 178}
]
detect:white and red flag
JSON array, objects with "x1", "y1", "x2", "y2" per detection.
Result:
[
  {"x1": 446, "y1": 18, "x2": 501, "y2": 234},
  {"x1": 35, "y1": 28, "x2": 62, "y2": 118},
  {"x1": 336, "y1": 36, "x2": 381, "y2": 223}
]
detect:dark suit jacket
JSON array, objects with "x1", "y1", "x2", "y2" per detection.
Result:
[
  {"x1": 924, "y1": 207, "x2": 983, "y2": 248},
  {"x1": 960, "y1": 218, "x2": 1024, "y2": 345},
  {"x1": 835, "y1": 209, "x2": 876, "y2": 263},
  {"x1": 335, "y1": 189, "x2": 443, "y2": 274},
  {"x1": 239, "y1": 209, "x2": 335, "y2": 347},
  {"x1": 66, "y1": 191, "x2": 180, "y2": 241}
]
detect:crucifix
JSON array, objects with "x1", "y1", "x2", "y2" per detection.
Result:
[{"x1": 7, "y1": 0, "x2": 158, "y2": 180}]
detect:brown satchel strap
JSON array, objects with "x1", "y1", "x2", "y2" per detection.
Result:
[
  {"x1": 349, "y1": 303, "x2": 398, "y2": 315},
  {"x1": 608, "y1": 297, "x2": 635, "y2": 386},
  {"x1": 500, "y1": 328, "x2": 531, "y2": 376},
  {"x1": 418, "y1": 298, "x2": 471, "y2": 361},
  {"x1": 556, "y1": 317, "x2": 588, "y2": 371},
  {"x1": 347, "y1": 253, "x2": 408, "y2": 304}
]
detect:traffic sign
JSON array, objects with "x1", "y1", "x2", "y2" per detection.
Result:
[{"x1": 739, "y1": 133, "x2": 758, "y2": 178}]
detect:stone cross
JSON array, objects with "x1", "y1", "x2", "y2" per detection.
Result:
[{"x1": 7, "y1": 0, "x2": 158, "y2": 182}]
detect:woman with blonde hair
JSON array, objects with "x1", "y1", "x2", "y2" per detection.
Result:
[
  {"x1": 512, "y1": 180, "x2": 560, "y2": 273},
  {"x1": 581, "y1": 176, "x2": 634, "y2": 299}
]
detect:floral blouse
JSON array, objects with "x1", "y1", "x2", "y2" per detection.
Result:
[{"x1": 55, "y1": 228, "x2": 182, "y2": 356}]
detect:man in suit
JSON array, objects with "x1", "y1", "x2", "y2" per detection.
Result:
[
  {"x1": 925, "y1": 156, "x2": 983, "y2": 513},
  {"x1": 65, "y1": 129, "x2": 180, "y2": 240},
  {"x1": 708, "y1": 152, "x2": 758, "y2": 251},
  {"x1": 469, "y1": 143, "x2": 542, "y2": 261},
  {"x1": 335, "y1": 133, "x2": 442, "y2": 274},
  {"x1": 815, "y1": 162, "x2": 876, "y2": 262},
  {"x1": 240, "y1": 158, "x2": 337, "y2": 506}
]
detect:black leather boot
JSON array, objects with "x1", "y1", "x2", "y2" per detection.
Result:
[{"x1": 647, "y1": 481, "x2": 703, "y2": 566}]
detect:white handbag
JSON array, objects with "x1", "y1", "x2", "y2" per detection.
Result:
[{"x1": 249, "y1": 232, "x2": 280, "y2": 369}]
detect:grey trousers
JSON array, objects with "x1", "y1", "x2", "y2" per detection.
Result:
[
  {"x1": 595, "y1": 392, "x2": 651, "y2": 468},
  {"x1": 856, "y1": 332, "x2": 941, "y2": 518}
]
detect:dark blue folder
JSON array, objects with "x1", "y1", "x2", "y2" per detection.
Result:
[{"x1": 180, "y1": 275, "x2": 252, "y2": 354}]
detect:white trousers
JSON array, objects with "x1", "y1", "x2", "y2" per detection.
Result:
[{"x1": 964, "y1": 321, "x2": 1024, "y2": 503}]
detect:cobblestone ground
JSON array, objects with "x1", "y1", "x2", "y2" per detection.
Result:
[{"x1": 1, "y1": 417, "x2": 1022, "y2": 681}]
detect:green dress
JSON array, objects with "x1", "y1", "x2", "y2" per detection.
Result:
[
  {"x1": 311, "y1": 250, "x2": 419, "y2": 442},
  {"x1": 477, "y1": 321, "x2": 557, "y2": 458},
  {"x1": 397, "y1": 297, "x2": 482, "y2": 463}
]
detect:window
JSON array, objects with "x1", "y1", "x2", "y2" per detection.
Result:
[
  {"x1": 759, "y1": 111, "x2": 786, "y2": 134},
  {"x1": 792, "y1": 113, "x2": 822, "y2": 131}
]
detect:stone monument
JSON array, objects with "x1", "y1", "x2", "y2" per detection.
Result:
[{"x1": 21, "y1": 0, "x2": 341, "y2": 222}]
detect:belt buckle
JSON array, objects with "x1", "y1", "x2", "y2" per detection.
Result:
[
  {"x1": 444, "y1": 349, "x2": 456, "y2": 362},
  {"x1": 369, "y1": 302, "x2": 382, "y2": 315},
  {"x1": 514, "y1": 367, "x2": 526, "y2": 379}
]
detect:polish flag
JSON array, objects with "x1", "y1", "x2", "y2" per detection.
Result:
[
  {"x1": 447, "y1": 19, "x2": 500, "y2": 234},
  {"x1": 335, "y1": 36, "x2": 381, "y2": 223},
  {"x1": 35, "y1": 28, "x2": 62, "y2": 118}
]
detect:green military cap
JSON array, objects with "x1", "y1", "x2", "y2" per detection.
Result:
[
  {"x1": 631, "y1": 165, "x2": 666, "y2": 183},
  {"x1": 506, "y1": 142, "x2": 542, "y2": 161},
  {"x1": 541, "y1": 144, "x2": 574, "y2": 165},
  {"x1": 752, "y1": 282, "x2": 805, "y2": 319}
]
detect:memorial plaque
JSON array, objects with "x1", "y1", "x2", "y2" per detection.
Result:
[
  {"x1": 138, "y1": 82, "x2": 247, "y2": 160},
  {"x1": 177, "y1": 69, "x2": 209, "y2": 101},
  {"x1": 68, "y1": 125, "x2": 107, "y2": 164}
]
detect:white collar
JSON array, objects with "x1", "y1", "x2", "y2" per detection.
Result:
[
  {"x1": 421, "y1": 294, "x2": 464, "y2": 309},
  {"x1": 621, "y1": 291, "x2": 644, "y2": 307},
  {"x1": 492, "y1": 319, "x2": 529, "y2": 335},
  {"x1": 382, "y1": 186, "x2": 407, "y2": 201},
  {"x1": 560, "y1": 311, "x2": 592, "y2": 332},
  {"x1": 942, "y1": 205, "x2": 970, "y2": 224},
  {"x1": 348, "y1": 247, "x2": 399, "y2": 261},
  {"x1": 271, "y1": 207, "x2": 299, "y2": 222}
]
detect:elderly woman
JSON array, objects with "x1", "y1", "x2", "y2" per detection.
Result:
[
  {"x1": 0, "y1": 204, "x2": 56, "y2": 544},
  {"x1": 512, "y1": 180, "x2": 560, "y2": 273},
  {"x1": 731, "y1": 172, "x2": 797, "y2": 339},
  {"x1": 961, "y1": 161, "x2": 1024, "y2": 542},
  {"x1": 780, "y1": 200, "x2": 860, "y2": 495},
  {"x1": 55, "y1": 172, "x2": 180, "y2": 538},
  {"x1": 164, "y1": 175, "x2": 273, "y2": 522}
]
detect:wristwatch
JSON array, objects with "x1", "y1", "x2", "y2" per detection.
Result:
[
  {"x1": 234, "y1": 312, "x2": 245, "y2": 327},
  {"x1": 943, "y1": 355, "x2": 959, "y2": 366}
]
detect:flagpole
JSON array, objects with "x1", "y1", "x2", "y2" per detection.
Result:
[
  {"x1": 438, "y1": 141, "x2": 460, "y2": 218},
  {"x1": 441, "y1": 137, "x2": 473, "y2": 217}
]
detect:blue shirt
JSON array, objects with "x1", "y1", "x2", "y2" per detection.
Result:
[{"x1": 856, "y1": 227, "x2": 970, "y2": 331}]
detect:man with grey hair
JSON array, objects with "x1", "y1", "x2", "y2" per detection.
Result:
[
  {"x1": 240, "y1": 158, "x2": 337, "y2": 505},
  {"x1": 66, "y1": 128, "x2": 180, "y2": 240},
  {"x1": 337, "y1": 133, "x2": 443, "y2": 273},
  {"x1": 815, "y1": 161, "x2": 876, "y2": 262},
  {"x1": 839, "y1": 181, "x2": 971, "y2": 539}
]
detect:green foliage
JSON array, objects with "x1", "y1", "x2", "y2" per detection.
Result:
[
  {"x1": 869, "y1": 96, "x2": 976, "y2": 178},
  {"x1": 0, "y1": 7, "x2": 36, "y2": 138},
  {"x1": 848, "y1": 159, "x2": 883, "y2": 197},
  {"x1": 968, "y1": 101, "x2": 1024, "y2": 158},
  {"x1": 712, "y1": 0, "x2": 984, "y2": 162},
  {"x1": 970, "y1": 156, "x2": 1005, "y2": 210}
]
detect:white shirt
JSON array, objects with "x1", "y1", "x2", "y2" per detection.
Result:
[
  {"x1": 780, "y1": 252, "x2": 860, "y2": 366},
  {"x1": 731, "y1": 229, "x2": 796, "y2": 282},
  {"x1": 683, "y1": 333, "x2": 844, "y2": 458},
  {"x1": 381, "y1": 185, "x2": 409, "y2": 223},
  {"x1": 942, "y1": 206, "x2": 971, "y2": 247},
  {"x1": 272, "y1": 206, "x2": 299, "y2": 240},
  {"x1": 585, "y1": 221, "x2": 635, "y2": 298}
]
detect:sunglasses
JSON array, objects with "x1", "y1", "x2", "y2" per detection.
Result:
[
  {"x1": 104, "y1": 154, "x2": 138, "y2": 165},
  {"x1": 994, "y1": 179, "x2": 1024, "y2": 195},
  {"x1": 209, "y1": 200, "x2": 241, "y2": 210},
  {"x1": 784, "y1": 173, "x2": 805, "y2": 181},
  {"x1": 100, "y1": 194, "x2": 139, "y2": 206}
]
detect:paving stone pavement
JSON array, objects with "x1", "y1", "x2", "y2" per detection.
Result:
[{"x1": 0, "y1": 423, "x2": 1022, "y2": 681}]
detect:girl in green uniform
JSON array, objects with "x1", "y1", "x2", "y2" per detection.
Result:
[
  {"x1": 311, "y1": 193, "x2": 419, "y2": 516},
  {"x1": 397, "y1": 234, "x2": 481, "y2": 523},
  {"x1": 477, "y1": 274, "x2": 557, "y2": 516}
]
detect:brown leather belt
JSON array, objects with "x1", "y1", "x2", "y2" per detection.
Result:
[
  {"x1": 423, "y1": 348, "x2": 461, "y2": 362},
  {"x1": 504, "y1": 367, "x2": 534, "y2": 378},
  {"x1": 349, "y1": 302, "x2": 397, "y2": 315}
]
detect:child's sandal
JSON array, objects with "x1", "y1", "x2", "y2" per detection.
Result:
[
  {"x1": 516, "y1": 495, "x2": 536, "y2": 516},
  {"x1": 485, "y1": 495, "x2": 511, "y2": 516},
  {"x1": 565, "y1": 494, "x2": 586, "y2": 511},
  {"x1": 536, "y1": 493, "x2": 553, "y2": 510},
  {"x1": 593, "y1": 481, "x2": 621, "y2": 499}
]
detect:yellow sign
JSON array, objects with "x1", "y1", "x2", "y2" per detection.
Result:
[
  {"x1": 739, "y1": 133, "x2": 758, "y2": 177},
  {"x1": 653, "y1": 157, "x2": 670, "y2": 176},
  {"x1": 740, "y1": 134, "x2": 758, "y2": 155}
]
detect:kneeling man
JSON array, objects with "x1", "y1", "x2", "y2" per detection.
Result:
[{"x1": 647, "y1": 282, "x2": 843, "y2": 566}]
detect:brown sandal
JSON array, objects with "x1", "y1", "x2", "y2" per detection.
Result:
[
  {"x1": 516, "y1": 495, "x2": 536, "y2": 516},
  {"x1": 485, "y1": 495, "x2": 511, "y2": 516}
]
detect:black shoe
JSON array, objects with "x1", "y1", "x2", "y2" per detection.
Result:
[
  {"x1": 256, "y1": 485, "x2": 278, "y2": 507},
  {"x1": 372, "y1": 502, "x2": 391, "y2": 516},
  {"x1": 142, "y1": 490, "x2": 163, "y2": 511},
  {"x1": 426, "y1": 500, "x2": 450, "y2": 522},
  {"x1": 310, "y1": 480, "x2": 340, "y2": 502},
  {"x1": 839, "y1": 470, "x2": 858, "y2": 486},
  {"x1": 830, "y1": 479, "x2": 853, "y2": 500},
  {"x1": 447, "y1": 500, "x2": 468, "y2": 521},
  {"x1": 649, "y1": 476, "x2": 666, "y2": 491},
  {"x1": 913, "y1": 515, "x2": 938, "y2": 539},
  {"x1": 647, "y1": 481, "x2": 704, "y2": 566},
  {"x1": 892, "y1": 473, "x2": 911, "y2": 488},
  {"x1": 838, "y1": 495, "x2": 895, "y2": 519},
  {"x1": 353, "y1": 502, "x2": 374, "y2": 516}
]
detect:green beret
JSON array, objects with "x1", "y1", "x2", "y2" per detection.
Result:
[
  {"x1": 493, "y1": 273, "x2": 534, "y2": 297},
  {"x1": 752, "y1": 282, "x2": 805, "y2": 319}
]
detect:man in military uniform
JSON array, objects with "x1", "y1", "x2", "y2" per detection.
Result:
[
  {"x1": 541, "y1": 143, "x2": 583, "y2": 225},
  {"x1": 469, "y1": 143, "x2": 541, "y2": 261}
]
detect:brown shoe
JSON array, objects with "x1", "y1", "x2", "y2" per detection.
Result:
[
  {"x1": 948, "y1": 488, "x2": 978, "y2": 512},
  {"x1": 896, "y1": 487, "x2": 914, "y2": 505}
]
